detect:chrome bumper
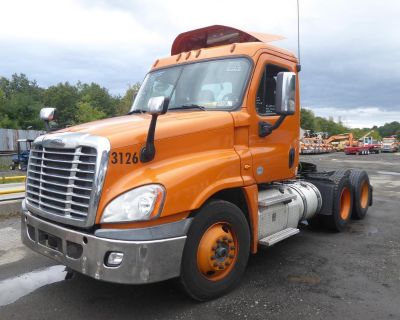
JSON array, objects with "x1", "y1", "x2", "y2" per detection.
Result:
[{"x1": 21, "y1": 209, "x2": 187, "y2": 284}]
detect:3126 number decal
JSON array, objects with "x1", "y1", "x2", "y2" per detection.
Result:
[{"x1": 111, "y1": 152, "x2": 139, "y2": 164}]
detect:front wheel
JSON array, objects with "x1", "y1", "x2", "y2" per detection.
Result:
[{"x1": 180, "y1": 200, "x2": 250, "y2": 301}]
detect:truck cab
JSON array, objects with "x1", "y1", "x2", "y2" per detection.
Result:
[{"x1": 21, "y1": 25, "x2": 372, "y2": 301}]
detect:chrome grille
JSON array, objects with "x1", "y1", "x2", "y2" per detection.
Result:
[{"x1": 26, "y1": 145, "x2": 97, "y2": 222}]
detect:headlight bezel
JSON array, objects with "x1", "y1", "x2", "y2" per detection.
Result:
[{"x1": 100, "y1": 184, "x2": 166, "y2": 223}]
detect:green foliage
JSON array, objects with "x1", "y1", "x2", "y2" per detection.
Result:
[
  {"x1": 78, "y1": 82, "x2": 118, "y2": 117},
  {"x1": 0, "y1": 74, "x2": 142, "y2": 130},
  {"x1": 300, "y1": 108, "x2": 316, "y2": 131},
  {"x1": 116, "y1": 82, "x2": 141, "y2": 116},
  {"x1": 377, "y1": 121, "x2": 400, "y2": 139},
  {"x1": 44, "y1": 82, "x2": 80, "y2": 128},
  {"x1": 75, "y1": 102, "x2": 106, "y2": 123},
  {"x1": 300, "y1": 107, "x2": 348, "y2": 136}
]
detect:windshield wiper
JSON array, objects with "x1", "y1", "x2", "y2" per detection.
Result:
[
  {"x1": 169, "y1": 104, "x2": 206, "y2": 111},
  {"x1": 127, "y1": 109, "x2": 145, "y2": 115}
]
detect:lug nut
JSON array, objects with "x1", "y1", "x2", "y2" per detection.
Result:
[{"x1": 213, "y1": 262, "x2": 218, "y2": 267}]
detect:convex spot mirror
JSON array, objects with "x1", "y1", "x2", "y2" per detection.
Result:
[
  {"x1": 147, "y1": 96, "x2": 169, "y2": 115},
  {"x1": 275, "y1": 72, "x2": 296, "y2": 115},
  {"x1": 40, "y1": 107, "x2": 56, "y2": 121}
]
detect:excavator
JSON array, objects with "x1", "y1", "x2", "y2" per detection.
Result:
[{"x1": 325, "y1": 133, "x2": 354, "y2": 151}]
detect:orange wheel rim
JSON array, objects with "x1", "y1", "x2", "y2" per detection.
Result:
[
  {"x1": 197, "y1": 222, "x2": 238, "y2": 281},
  {"x1": 360, "y1": 181, "x2": 369, "y2": 209},
  {"x1": 340, "y1": 187, "x2": 351, "y2": 220}
]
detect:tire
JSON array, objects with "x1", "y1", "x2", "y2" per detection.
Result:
[
  {"x1": 349, "y1": 170, "x2": 371, "y2": 220},
  {"x1": 321, "y1": 169, "x2": 353, "y2": 232},
  {"x1": 180, "y1": 200, "x2": 250, "y2": 301}
]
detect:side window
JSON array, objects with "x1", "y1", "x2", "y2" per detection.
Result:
[{"x1": 256, "y1": 64, "x2": 289, "y2": 116}]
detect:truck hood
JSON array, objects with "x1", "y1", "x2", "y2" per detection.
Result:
[{"x1": 56, "y1": 111, "x2": 234, "y2": 149}]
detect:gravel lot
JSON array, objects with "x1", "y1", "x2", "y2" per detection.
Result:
[{"x1": 0, "y1": 152, "x2": 399, "y2": 320}]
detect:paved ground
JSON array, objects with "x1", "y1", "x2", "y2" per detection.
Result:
[{"x1": 0, "y1": 152, "x2": 399, "y2": 320}]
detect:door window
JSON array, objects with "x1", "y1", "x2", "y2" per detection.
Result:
[{"x1": 256, "y1": 64, "x2": 289, "y2": 116}]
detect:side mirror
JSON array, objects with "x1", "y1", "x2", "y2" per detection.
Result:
[
  {"x1": 275, "y1": 72, "x2": 296, "y2": 115},
  {"x1": 40, "y1": 107, "x2": 56, "y2": 121},
  {"x1": 40, "y1": 107, "x2": 56, "y2": 132},
  {"x1": 140, "y1": 96, "x2": 169, "y2": 163},
  {"x1": 147, "y1": 96, "x2": 169, "y2": 115}
]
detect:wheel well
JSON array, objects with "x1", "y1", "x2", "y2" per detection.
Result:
[{"x1": 210, "y1": 188, "x2": 251, "y2": 226}]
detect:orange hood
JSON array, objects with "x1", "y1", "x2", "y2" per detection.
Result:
[{"x1": 57, "y1": 111, "x2": 234, "y2": 149}]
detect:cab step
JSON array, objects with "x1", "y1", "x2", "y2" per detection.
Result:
[{"x1": 258, "y1": 227, "x2": 300, "y2": 247}]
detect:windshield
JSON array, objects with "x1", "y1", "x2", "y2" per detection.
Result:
[
  {"x1": 131, "y1": 57, "x2": 251, "y2": 112},
  {"x1": 383, "y1": 138, "x2": 395, "y2": 143}
]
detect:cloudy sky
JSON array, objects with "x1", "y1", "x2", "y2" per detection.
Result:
[{"x1": 1, "y1": 0, "x2": 399, "y2": 128}]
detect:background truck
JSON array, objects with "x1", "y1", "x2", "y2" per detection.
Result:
[
  {"x1": 21, "y1": 25, "x2": 373, "y2": 301},
  {"x1": 344, "y1": 136, "x2": 381, "y2": 155},
  {"x1": 381, "y1": 136, "x2": 399, "y2": 152}
]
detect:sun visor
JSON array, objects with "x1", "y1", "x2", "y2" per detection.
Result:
[{"x1": 171, "y1": 25, "x2": 285, "y2": 55}]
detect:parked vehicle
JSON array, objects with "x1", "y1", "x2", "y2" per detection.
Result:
[
  {"x1": 10, "y1": 139, "x2": 33, "y2": 170},
  {"x1": 344, "y1": 136, "x2": 381, "y2": 155},
  {"x1": 325, "y1": 133, "x2": 354, "y2": 151},
  {"x1": 21, "y1": 25, "x2": 373, "y2": 301},
  {"x1": 381, "y1": 136, "x2": 399, "y2": 152}
]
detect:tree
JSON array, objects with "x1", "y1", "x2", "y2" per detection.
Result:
[
  {"x1": 78, "y1": 83, "x2": 118, "y2": 117},
  {"x1": 44, "y1": 83, "x2": 80, "y2": 128},
  {"x1": 300, "y1": 108, "x2": 316, "y2": 130},
  {"x1": 378, "y1": 121, "x2": 400, "y2": 138},
  {"x1": 75, "y1": 102, "x2": 106, "y2": 124},
  {"x1": 116, "y1": 82, "x2": 141, "y2": 116},
  {"x1": 0, "y1": 74, "x2": 44, "y2": 129}
]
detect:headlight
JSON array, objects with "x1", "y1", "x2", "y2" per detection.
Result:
[{"x1": 101, "y1": 184, "x2": 165, "y2": 223}]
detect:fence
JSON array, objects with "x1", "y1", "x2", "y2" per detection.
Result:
[{"x1": 0, "y1": 129, "x2": 45, "y2": 152}]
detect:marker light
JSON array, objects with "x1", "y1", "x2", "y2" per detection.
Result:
[{"x1": 101, "y1": 184, "x2": 165, "y2": 223}]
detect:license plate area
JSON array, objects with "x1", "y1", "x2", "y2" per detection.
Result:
[{"x1": 38, "y1": 230, "x2": 63, "y2": 252}]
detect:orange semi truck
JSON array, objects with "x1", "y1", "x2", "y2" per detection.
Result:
[{"x1": 21, "y1": 25, "x2": 373, "y2": 301}]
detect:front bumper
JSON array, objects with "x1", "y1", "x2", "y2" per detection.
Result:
[{"x1": 21, "y1": 209, "x2": 187, "y2": 284}]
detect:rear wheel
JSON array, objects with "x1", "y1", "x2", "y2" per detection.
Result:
[
  {"x1": 180, "y1": 200, "x2": 250, "y2": 301},
  {"x1": 349, "y1": 170, "x2": 371, "y2": 219},
  {"x1": 321, "y1": 170, "x2": 353, "y2": 232}
]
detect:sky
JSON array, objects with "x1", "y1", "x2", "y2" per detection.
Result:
[{"x1": 1, "y1": 0, "x2": 399, "y2": 128}]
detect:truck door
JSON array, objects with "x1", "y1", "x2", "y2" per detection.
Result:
[{"x1": 247, "y1": 54, "x2": 300, "y2": 183}]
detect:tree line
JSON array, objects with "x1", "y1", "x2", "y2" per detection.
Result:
[
  {"x1": 0, "y1": 73, "x2": 140, "y2": 129},
  {"x1": 300, "y1": 108, "x2": 400, "y2": 140},
  {"x1": 1, "y1": 73, "x2": 399, "y2": 139}
]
